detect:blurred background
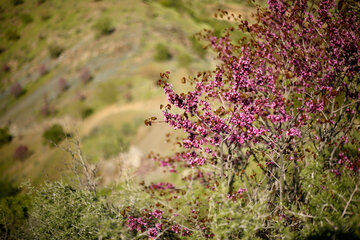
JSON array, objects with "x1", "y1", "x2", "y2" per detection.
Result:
[{"x1": 0, "y1": 0, "x2": 260, "y2": 186}]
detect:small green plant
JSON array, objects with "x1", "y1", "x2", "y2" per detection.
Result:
[
  {"x1": 11, "y1": 0, "x2": 24, "y2": 6},
  {"x1": 19, "y1": 13, "x2": 33, "y2": 25},
  {"x1": 41, "y1": 13, "x2": 51, "y2": 21},
  {"x1": 153, "y1": 43, "x2": 172, "y2": 61},
  {"x1": 42, "y1": 124, "x2": 66, "y2": 147},
  {"x1": 93, "y1": 17, "x2": 115, "y2": 37},
  {"x1": 5, "y1": 29, "x2": 20, "y2": 41},
  {"x1": 48, "y1": 43, "x2": 64, "y2": 58},
  {"x1": 37, "y1": 0, "x2": 47, "y2": 5},
  {"x1": 0, "y1": 181, "x2": 30, "y2": 239},
  {"x1": 81, "y1": 107, "x2": 94, "y2": 119},
  {"x1": 0, "y1": 127, "x2": 13, "y2": 148}
]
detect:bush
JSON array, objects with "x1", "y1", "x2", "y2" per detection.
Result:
[
  {"x1": 0, "y1": 127, "x2": 12, "y2": 148},
  {"x1": 2, "y1": 64, "x2": 11, "y2": 73},
  {"x1": 5, "y1": 29, "x2": 20, "y2": 41},
  {"x1": 42, "y1": 124, "x2": 66, "y2": 147},
  {"x1": 0, "y1": 182, "x2": 30, "y2": 239},
  {"x1": 144, "y1": 0, "x2": 360, "y2": 238},
  {"x1": 48, "y1": 43, "x2": 64, "y2": 58},
  {"x1": 19, "y1": 13, "x2": 33, "y2": 25},
  {"x1": 153, "y1": 43, "x2": 172, "y2": 61},
  {"x1": 41, "y1": 13, "x2": 51, "y2": 21},
  {"x1": 10, "y1": 82, "x2": 24, "y2": 98},
  {"x1": 37, "y1": 0, "x2": 47, "y2": 5},
  {"x1": 80, "y1": 67, "x2": 92, "y2": 83},
  {"x1": 81, "y1": 107, "x2": 94, "y2": 119},
  {"x1": 27, "y1": 182, "x2": 125, "y2": 239},
  {"x1": 38, "y1": 64, "x2": 48, "y2": 77},
  {"x1": 58, "y1": 77, "x2": 68, "y2": 92},
  {"x1": 13, "y1": 145, "x2": 30, "y2": 161},
  {"x1": 11, "y1": 0, "x2": 24, "y2": 6},
  {"x1": 93, "y1": 17, "x2": 115, "y2": 37}
]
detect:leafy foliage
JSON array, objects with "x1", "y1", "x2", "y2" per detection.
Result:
[
  {"x1": 2, "y1": 0, "x2": 360, "y2": 239},
  {"x1": 27, "y1": 182, "x2": 125, "y2": 239},
  {"x1": 48, "y1": 43, "x2": 64, "y2": 58},
  {"x1": 154, "y1": 43, "x2": 172, "y2": 61},
  {"x1": 81, "y1": 107, "x2": 94, "y2": 119},
  {"x1": 93, "y1": 17, "x2": 115, "y2": 37},
  {"x1": 0, "y1": 127, "x2": 13, "y2": 148},
  {"x1": 143, "y1": 0, "x2": 360, "y2": 238},
  {"x1": 0, "y1": 181, "x2": 30, "y2": 240},
  {"x1": 19, "y1": 13, "x2": 33, "y2": 25},
  {"x1": 42, "y1": 124, "x2": 66, "y2": 147}
]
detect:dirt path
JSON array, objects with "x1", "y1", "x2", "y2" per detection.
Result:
[{"x1": 81, "y1": 97, "x2": 164, "y2": 135}]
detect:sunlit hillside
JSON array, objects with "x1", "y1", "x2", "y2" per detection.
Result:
[{"x1": 0, "y1": 0, "x2": 257, "y2": 185}]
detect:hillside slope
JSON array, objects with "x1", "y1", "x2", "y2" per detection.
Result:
[{"x1": 0, "y1": 0, "x2": 257, "y2": 185}]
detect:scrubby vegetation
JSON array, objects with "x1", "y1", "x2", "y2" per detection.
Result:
[
  {"x1": 93, "y1": 17, "x2": 115, "y2": 37},
  {"x1": 48, "y1": 43, "x2": 64, "y2": 59},
  {"x1": 0, "y1": 127, "x2": 12, "y2": 148},
  {"x1": 0, "y1": 0, "x2": 359, "y2": 239},
  {"x1": 153, "y1": 43, "x2": 172, "y2": 61},
  {"x1": 10, "y1": 82, "x2": 24, "y2": 98},
  {"x1": 13, "y1": 145, "x2": 30, "y2": 161},
  {"x1": 42, "y1": 124, "x2": 66, "y2": 147}
]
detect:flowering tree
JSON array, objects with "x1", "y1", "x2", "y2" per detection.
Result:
[{"x1": 139, "y1": 0, "x2": 360, "y2": 238}]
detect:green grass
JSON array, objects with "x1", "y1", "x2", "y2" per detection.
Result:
[{"x1": 81, "y1": 124, "x2": 130, "y2": 162}]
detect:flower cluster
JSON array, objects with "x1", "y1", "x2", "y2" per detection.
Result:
[{"x1": 147, "y1": 0, "x2": 360, "y2": 238}]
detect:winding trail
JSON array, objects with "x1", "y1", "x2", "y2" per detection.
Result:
[{"x1": 81, "y1": 97, "x2": 164, "y2": 135}]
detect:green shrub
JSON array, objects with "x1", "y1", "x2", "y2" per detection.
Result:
[
  {"x1": 81, "y1": 107, "x2": 94, "y2": 119},
  {"x1": 27, "y1": 182, "x2": 126, "y2": 239},
  {"x1": 0, "y1": 181, "x2": 30, "y2": 239},
  {"x1": 5, "y1": 29, "x2": 20, "y2": 41},
  {"x1": 37, "y1": 0, "x2": 47, "y2": 5},
  {"x1": 42, "y1": 124, "x2": 66, "y2": 147},
  {"x1": 41, "y1": 13, "x2": 52, "y2": 21},
  {"x1": 48, "y1": 43, "x2": 64, "y2": 58},
  {"x1": 11, "y1": 0, "x2": 24, "y2": 6},
  {"x1": 153, "y1": 43, "x2": 172, "y2": 61},
  {"x1": 20, "y1": 13, "x2": 33, "y2": 25},
  {"x1": 0, "y1": 127, "x2": 13, "y2": 148},
  {"x1": 93, "y1": 17, "x2": 115, "y2": 37}
]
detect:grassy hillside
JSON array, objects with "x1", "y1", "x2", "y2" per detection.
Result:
[{"x1": 0, "y1": 0, "x2": 257, "y2": 185}]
